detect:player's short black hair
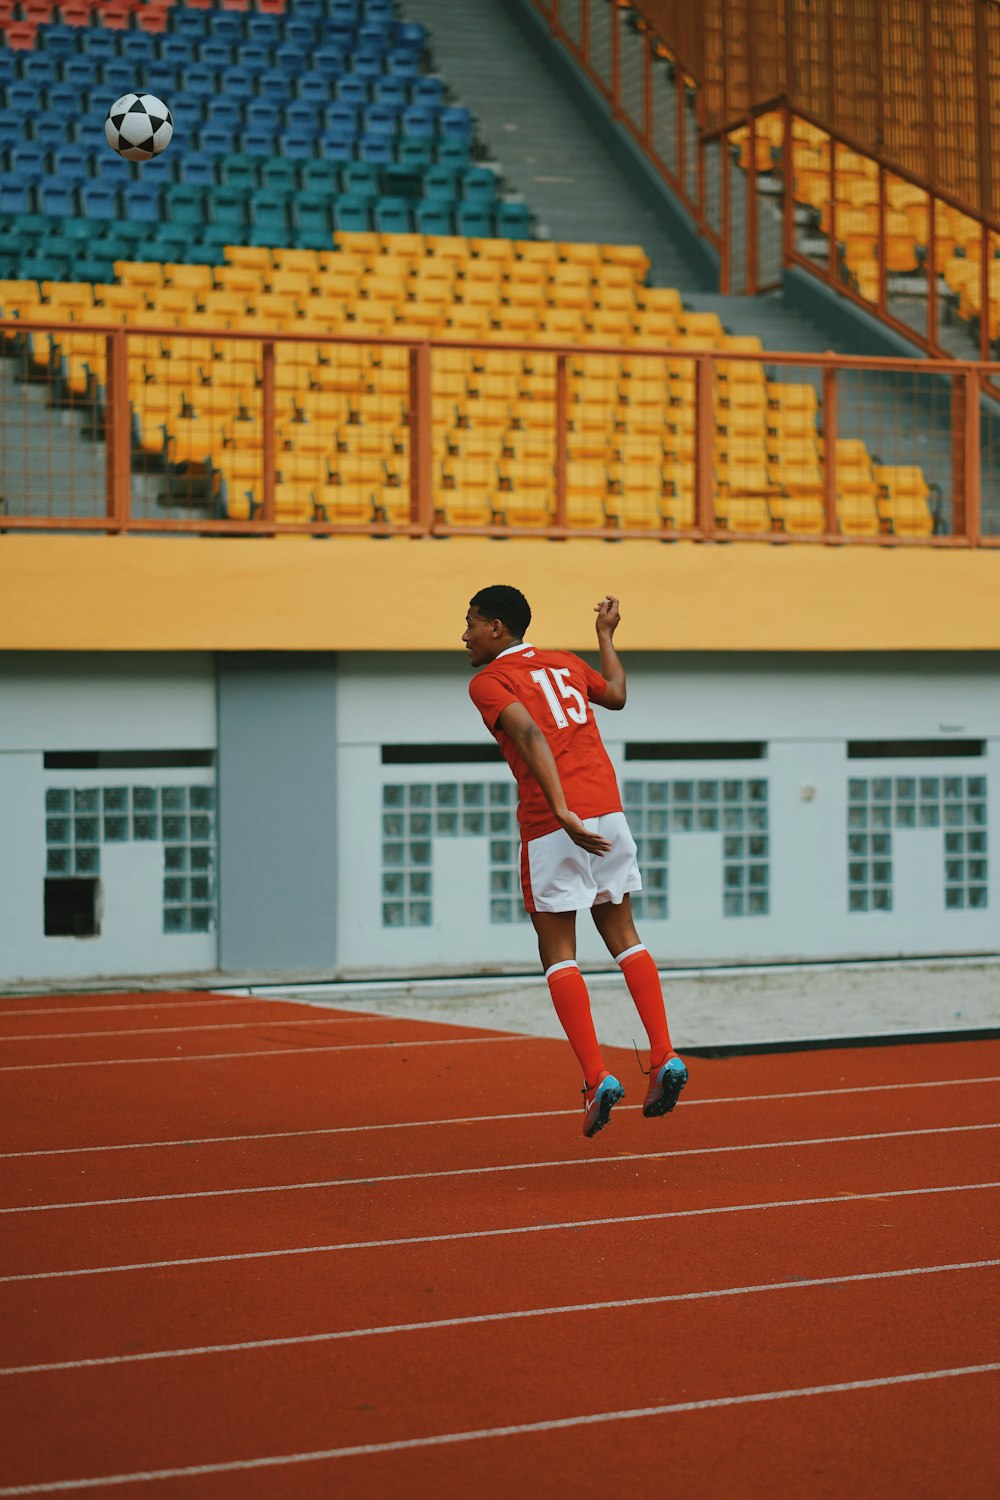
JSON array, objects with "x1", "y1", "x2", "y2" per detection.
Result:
[{"x1": 469, "y1": 585, "x2": 531, "y2": 640}]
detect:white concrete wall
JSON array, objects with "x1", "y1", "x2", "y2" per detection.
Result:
[
  {"x1": 0, "y1": 655, "x2": 217, "y2": 981},
  {"x1": 335, "y1": 652, "x2": 1000, "y2": 967}
]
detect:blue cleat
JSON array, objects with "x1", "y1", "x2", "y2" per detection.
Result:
[
  {"x1": 643, "y1": 1055, "x2": 688, "y2": 1118},
  {"x1": 582, "y1": 1071, "x2": 625, "y2": 1138}
]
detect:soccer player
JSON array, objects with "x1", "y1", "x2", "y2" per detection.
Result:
[{"x1": 464, "y1": 583, "x2": 687, "y2": 1138}]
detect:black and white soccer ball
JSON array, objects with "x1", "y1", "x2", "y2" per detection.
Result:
[{"x1": 105, "y1": 93, "x2": 173, "y2": 162}]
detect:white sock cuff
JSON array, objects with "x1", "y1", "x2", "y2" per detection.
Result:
[
  {"x1": 544, "y1": 959, "x2": 580, "y2": 981},
  {"x1": 614, "y1": 943, "x2": 647, "y2": 966}
]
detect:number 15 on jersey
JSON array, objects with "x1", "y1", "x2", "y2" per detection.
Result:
[{"x1": 530, "y1": 667, "x2": 588, "y2": 729}]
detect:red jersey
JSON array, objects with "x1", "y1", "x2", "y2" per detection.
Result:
[{"x1": 469, "y1": 643, "x2": 623, "y2": 839}]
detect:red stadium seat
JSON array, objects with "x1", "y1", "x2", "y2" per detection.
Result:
[{"x1": 3, "y1": 22, "x2": 38, "y2": 46}]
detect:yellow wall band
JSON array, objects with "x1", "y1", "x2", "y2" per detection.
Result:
[{"x1": 3, "y1": 535, "x2": 999, "y2": 653}]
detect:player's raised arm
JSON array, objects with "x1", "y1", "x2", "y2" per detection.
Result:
[
  {"x1": 591, "y1": 595, "x2": 627, "y2": 710},
  {"x1": 496, "y1": 701, "x2": 612, "y2": 855}
]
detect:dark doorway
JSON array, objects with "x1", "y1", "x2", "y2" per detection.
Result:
[{"x1": 44, "y1": 879, "x2": 100, "y2": 937}]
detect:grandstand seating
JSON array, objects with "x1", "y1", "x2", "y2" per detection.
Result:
[
  {"x1": 0, "y1": 0, "x2": 529, "y2": 269},
  {"x1": 0, "y1": 231, "x2": 934, "y2": 536},
  {"x1": 0, "y1": 2, "x2": 936, "y2": 538}
]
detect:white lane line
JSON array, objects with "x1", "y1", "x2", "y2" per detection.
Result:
[
  {"x1": 0, "y1": 997, "x2": 259, "y2": 1021},
  {"x1": 3, "y1": 1179, "x2": 996, "y2": 1284},
  {"x1": 4, "y1": 1074, "x2": 999, "y2": 1160},
  {"x1": 1, "y1": 1363, "x2": 997, "y2": 1493},
  {"x1": 0, "y1": 1016, "x2": 391, "y2": 1045},
  {"x1": 4, "y1": 1259, "x2": 996, "y2": 1378},
  {"x1": 3, "y1": 1124, "x2": 997, "y2": 1216},
  {"x1": 0, "y1": 1033, "x2": 523, "y2": 1075}
]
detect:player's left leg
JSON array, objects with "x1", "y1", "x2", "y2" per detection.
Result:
[{"x1": 531, "y1": 909, "x2": 623, "y2": 1138}]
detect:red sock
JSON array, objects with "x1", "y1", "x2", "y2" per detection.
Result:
[
  {"x1": 617, "y1": 945, "x2": 673, "y2": 1070},
  {"x1": 545, "y1": 961, "x2": 605, "y2": 1089}
]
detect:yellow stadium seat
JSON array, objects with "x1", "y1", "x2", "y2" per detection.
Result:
[
  {"x1": 470, "y1": 238, "x2": 514, "y2": 265},
  {"x1": 874, "y1": 466, "x2": 935, "y2": 536},
  {"x1": 514, "y1": 240, "x2": 558, "y2": 265},
  {"x1": 438, "y1": 492, "x2": 497, "y2": 527},
  {"x1": 41, "y1": 281, "x2": 94, "y2": 311},
  {"x1": 277, "y1": 450, "x2": 331, "y2": 487},
  {"x1": 223, "y1": 246, "x2": 272, "y2": 272},
  {"x1": 270, "y1": 247, "x2": 322, "y2": 277},
  {"x1": 426, "y1": 235, "x2": 471, "y2": 264},
  {"x1": 637, "y1": 286, "x2": 683, "y2": 315},
  {"x1": 164, "y1": 263, "x2": 214, "y2": 293},
  {"x1": 114, "y1": 261, "x2": 166, "y2": 290},
  {"x1": 272, "y1": 483, "x2": 317, "y2": 525},
  {"x1": 379, "y1": 233, "x2": 425, "y2": 259},
  {"x1": 601, "y1": 244, "x2": 651, "y2": 278},
  {"x1": 92, "y1": 284, "x2": 147, "y2": 317},
  {"x1": 316, "y1": 482, "x2": 378, "y2": 523},
  {"x1": 500, "y1": 457, "x2": 552, "y2": 490},
  {"x1": 838, "y1": 493, "x2": 881, "y2": 535},
  {"x1": 335, "y1": 230, "x2": 381, "y2": 257},
  {"x1": 715, "y1": 493, "x2": 773, "y2": 533},
  {"x1": 0, "y1": 279, "x2": 43, "y2": 320},
  {"x1": 770, "y1": 493, "x2": 826, "y2": 534}
]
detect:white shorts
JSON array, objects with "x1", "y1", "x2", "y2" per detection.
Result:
[{"x1": 520, "y1": 811, "x2": 643, "y2": 914}]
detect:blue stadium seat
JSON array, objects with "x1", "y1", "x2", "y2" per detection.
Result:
[
  {"x1": 285, "y1": 101, "x2": 320, "y2": 134},
  {"x1": 291, "y1": 0, "x2": 325, "y2": 18},
  {"x1": 121, "y1": 34, "x2": 157, "y2": 66},
  {"x1": 397, "y1": 137, "x2": 434, "y2": 170},
  {"x1": 250, "y1": 188, "x2": 291, "y2": 237},
  {"x1": 319, "y1": 133, "x2": 356, "y2": 165},
  {"x1": 168, "y1": 184, "x2": 211, "y2": 228},
  {"x1": 81, "y1": 184, "x2": 121, "y2": 221},
  {"x1": 183, "y1": 64, "x2": 219, "y2": 94},
  {"x1": 245, "y1": 14, "x2": 283, "y2": 44},
  {"x1": 350, "y1": 53, "x2": 384, "y2": 83},
  {"x1": 102, "y1": 62, "x2": 138, "y2": 96},
  {"x1": 219, "y1": 154, "x2": 260, "y2": 189},
  {"x1": 387, "y1": 51, "x2": 422, "y2": 82},
  {"x1": 456, "y1": 204, "x2": 493, "y2": 236},
  {"x1": 33, "y1": 113, "x2": 76, "y2": 146},
  {"x1": 336, "y1": 74, "x2": 370, "y2": 107},
  {"x1": 207, "y1": 98, "x2": 244, "y2": 130},
  {"x1": 415, "y1": 201, "x2": 454, "y2": 236},
  {"x1": 207, "y1": 12, "x2": 243, "y2": 42},
  {"x1": 198, "y1": 42, "x2": 233, "y2": 71},
  {"x1": 222, "y1": 68, "x2": 259, "y2": 103},
  {"x1": 464, "y1": 167, "x2": 499, "y2": 204},
  {"x1": 20, "y1": 55, "x2": 58, "y2": 86},
  {"x1": 209, "y1": 187, "x2": 250, "y2": 232},
  {"x1": 241, "y1": 128, "x2": 279, "y2": 158},
  {"x1": 357, "y1": 23, "x2": 390, "y2": 55},
  {"x1": 198, "y1": 126, "x2": 237, "y2": 157},
  {"x1": 259, "y1": 69, "x2": 295, "y2": 100},
  {"x1": 257, "y1": 156, "x2": 297, "y2": 193},
  {"x1": 91, "y1": 155, "x2": 131, "y2": 184},
  {"x1": 51, "y1": 145, "x2": 91, "y2": 181},
  {"x1": 0, "y1": 122, "x2": 21, "y2": 154},
  {"x1": 298, "y1": 72, "x2": 334, "y2": 105},
  {"x1": 366, "y1": 0, "x2": 396, "y2": 24},
  {"x1": 324, "y1": 103, "x2": 359, "y2": 136},
  {"x1": 45, "y1": 84, "x2": 82, "y2": 118},
  {"x1": 313, "y1": 46, "x2": 349, "y2": 75},
  {"x1": 278, "y1": 132, "x2": 321, "y2": 161},
  {"x1": 364, "y1": 105, "x2": 400, "y2": 140},
  {"x1": 301, "y1": 159, "x2": 340, "y2": 193},
  {"x1": 374, "y1": 196, "x2": 412, "y2": 234},
  {"x1": 436, "y1": 140, "x2": 472, "y2": 171},
  {"x1": 342, "y1": 162, "x2": 380, "y2": 199},
  {"x1": 496, "y1": 201, "x2": 533, "y2": 238},
  {"x1": 176, "y1": 152, "x2": 217, "y2": 187},
  {"x1": 330, "y1": 0, "x2": 361, "y2": 23},
  {"x1": 423, "y1": 166, "x2": 457, "y2": 202},
  {"x1": 36, "y1": 181, "x2": 77, "y2": 218},
  {"x1": 358, "y1": 137, "x2": 395, "y2": 165},
  {"x1": 172, "y1": 11, "x2": 209, "y2": 40},
  {"x1": 284, "y1": 20, "x2": 318, "y2": 50},
  {"x1": 3, "y1": 82, "x2": 37, "y2": 113},
  {"x1": 334, "y1": 196, "x2": 371, "y2": 233},
  {"x1": 371, "y1": 76, "x2": 409, "y2": 109},
  {"x1": 60, "y1": 59, "x2": 94, "y2": 92},
  {"x1": 440, "y1": 107, "x2": 474, "y2": 142},
  {"x1": 250, "y1": 100, "x2": 284, "y2": 134},
  {"x1": 293, "y1": 191, "x2": 333, "y2": 241},
  {"x1": 0, "y1": 178, "x2": 35, "y2": 216},
  {"x1": 275, "y1": 45, "x2": 306, "y2": 73},
  {"x1": 236, "y1": 46, "x2": 271, "y2": 77},
  {"x1": 401, "y1": 106, "x2": 436, "y2": 139},
  {"x1": 127, "y1": 182, "x2": 165, "y2": 222},
  {"x1": 158, "y1": 38, "x2": 193, "y2": 70},
  {"x1": 411, "y1": 77, "x2": 446, "y2": 108},
  {"x1": 35, "y1": 24, "x2": 76, "y2": 60},
  {"x1": 392, "y1": 21, "x2": 427, "y2": 54},
  {"x1": 10, "y1": 144, "x2": 47, "y2": 176}
]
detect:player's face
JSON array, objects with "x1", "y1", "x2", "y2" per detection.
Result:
[{"x1": 462, "y1": 608, "x2": 499, "y2": 668}]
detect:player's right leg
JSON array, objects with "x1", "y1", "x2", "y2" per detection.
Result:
[{"x1": 588, "y1": 825, "x2": 688, "y2": 1118}]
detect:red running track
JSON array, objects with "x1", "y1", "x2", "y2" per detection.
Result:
[{"x1": 0, "y1": 989, "x2": 998, "y2": 1499}]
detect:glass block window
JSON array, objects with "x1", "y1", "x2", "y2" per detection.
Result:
[
  {"x1": 847, "y1": 775, "x2": 988, "y2": 913},
  {"x1": 623, "y1": 777, "x2": 770, "y2": 919},
  {"x1": 44, "y1": 785, "x2": 216, "y2": 934},
  {"x1": 381, "y1": 780, "x2": 529, "y2": 927}
]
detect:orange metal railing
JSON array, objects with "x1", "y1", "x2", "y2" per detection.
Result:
[
  {"x1": 530, "y1": 1, "x2": 1000, "y2": 353},
  {"x1": 1, "y1": 319, "x2": 997, "y2": 545}
]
